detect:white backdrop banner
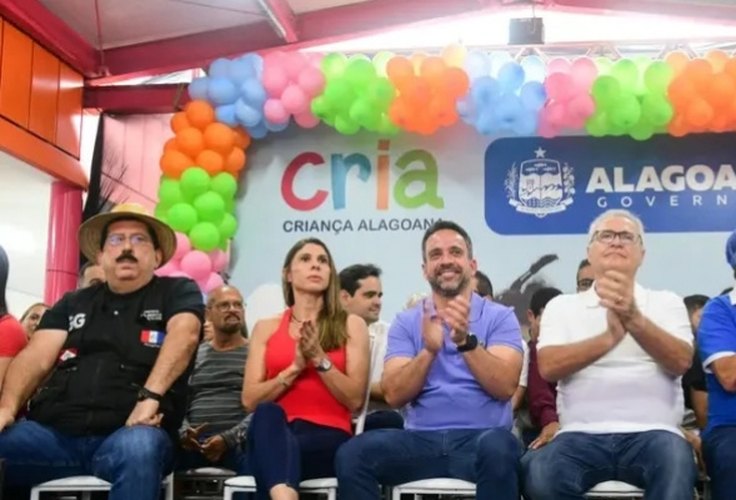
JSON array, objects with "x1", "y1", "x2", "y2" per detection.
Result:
[{"x1": 232, "y1": 126, "x2": 734, "y2": 330}]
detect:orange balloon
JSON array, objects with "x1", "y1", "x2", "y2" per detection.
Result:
[
  {"x1": 386, "y1": 57, "x2": 414, "y2": 85},
  {"x1": 442, "y1": 67, "x2": 470, "y2": 97},
  {"x1": 684, "y1": 59, "x2": 714, "y2": 93},
  {"x1": 185, "y1": 100, "x2": 216, "y2": 130},
  {"x1": 233, "y1": 127, "x2": 252, "y2": 150},
  {"x1": 224, "y1": 148, "x2": 246, "y2": 175},
  {"x1": 668, "y1": 76, "x2": 697, "y2": 108},
  {"x1": 160, "y1": 150, "x2": 193, "y2": 178},
  {"x1": 665, "y1": 51, "x2": 689, "y2": 77},
  {"x1": 710, "y1": 110, "x2": 733, "y2": 132},
  {"x1": 705, "y1": 73, "x2": 736, "y2": 108},
  {"x1": 667, "y1": 115, "x2": 690, "y2": 137},
  {"x1": 706, "y1": 50, "x2": 729, "y2": 73},
  {"x1": 204, "y1": 123, "x2": 236, "y2": 155},
  {"x1": 176, "y1": 127, "x2": 205, "y2": 158},
  {"x1": 724, "y1": 58, "x2": 736, "y2": 81},
  {"x1": 410, "y1": 52, "x2": 427, "y2": 74},
  {"x1": 163, "y1": 138, "x2": 178, "y2": 152},
  {"x1": 171, "y1": 112, "x2": 190, "y2": 133},
  {"x1": 196, "y1": 150, "x2": 225, "y2": 175},
  {"x1": 685, "y1": 98, "x2": 714, "y2": 128},
  {"x1": 441, "y1": 43, "x2": 467, "y2": 68},
  {"x1": 420, "y1": 57, "x2": 447, "y2": 86}
]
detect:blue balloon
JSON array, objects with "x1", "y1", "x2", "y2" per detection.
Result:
[
  {"x1": 235, "y1": 99, "x2": 263, "y2": 128},
  {"x1": 519, "y1": 81, "x2": 547, "y2": 112},
  {"x1": 240, "y1": 53, "x2": 263, "y2": 75},
  {"x1": 512, "y1": 111, "x2": 538, "y2": 136},
  {"x1": 266, "y1": 119, "x2": 289, "y2": 133},
  {"x1": 521, "y1": 55, "x2": 546, "y2": 83},
  {"x1": 456, "y1": 97, "x2": 477, "y2": 124},
  {"x1": 474, "y1": 111, "x2": 498, "y2": 135},
  {"x1": 470, "y1": 77, "x2": 501, "y2": 106},
  {"x1": 497, "y1": 62, "x2": 525, "y2": 93},
  {"x1": 247, "y1": 122, "x2": 268, "y2": 139},
  {"x1": 465, "y1": 50, "x2": 491, "y2": 81},
  {"x1": 207, "y1": 78, "x2": 239, "y2": 105},
  {"x1": 208, "y1": 58, "x2": 231, "y2": 78},
  {"x1": 240, "y1": 78, "x2": 267, "y2": 106},
  {"x1": 489, "y1": 51, "x2": 513, "y2": 77},
  {"x1": 495, "y1": 94, "x2": 524, "y2": 129},
  {"x1": 188, "y1": 77, "x2": 209, "y2": 100},
  {"x1": 229, "y1": 59, "x2": 255, "y2": 83},
  {"x1": 215, "y1": 104, "x2": 238, "y2": 126}
]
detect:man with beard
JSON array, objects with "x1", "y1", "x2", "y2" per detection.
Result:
[
  {"x1": 336, "y1": 220, "x2": 524, "y2": 500},
  {"x1": 177, "y1": 285, "x2": 250, "y2": 475},
  {"x1": 0, "y1": 203, "x2": 203, "y2": 500}
]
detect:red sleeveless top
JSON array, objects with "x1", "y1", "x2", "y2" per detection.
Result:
[{"x1": 265, "y1": 309, "x2": 351, "y2": 434}]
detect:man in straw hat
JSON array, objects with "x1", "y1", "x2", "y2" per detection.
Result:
[
  {"x1": 697, "y1": 229, "x2": 736, "y2": 500},
  {"x1": 0, "y1": 203, "x2": 203, "y2": 500}
]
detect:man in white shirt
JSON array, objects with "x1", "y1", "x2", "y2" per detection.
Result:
[
  {"x1": 339, "y1": 264, "x2": 403, "y2": 430},
  {"x1": 521, "y1": 209, "x2": 696, "y2": 500}
]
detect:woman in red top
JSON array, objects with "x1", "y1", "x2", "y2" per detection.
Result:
[
  {"x1": 243, "y1": 238, "x2": 369, "y2": 500},
  {"x1": 0, "y1": 244, "x2": 27, "y2": 388}
]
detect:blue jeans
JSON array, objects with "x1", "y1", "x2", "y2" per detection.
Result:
[
  {"x1": 247, "y1": 403, "x2": 350, "y2": 499},
  {"x1": 0, "y1": 420, "x2": 173, "y2": 500},
  {"x1": 702, "y1": 425, "x2": 736, "y2": 500},
  {"x1": 363, "y1": 410, "x2": 404, "y2": 432},
  {"x1": 176, "y1": 446, "x2": 250, "y2": 475},
  {"x1": 335, "y1": 427, "x2": 522, "y2": 500},
  {"x1": 521, "y1": 431, "x2": 697, "y2": 500}
]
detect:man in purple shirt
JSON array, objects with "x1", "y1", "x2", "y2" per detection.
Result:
[{"x1": 335, "y1": 220, "x2": 524, "y2": 499}]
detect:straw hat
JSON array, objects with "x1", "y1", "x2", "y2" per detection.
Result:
[{"x1": 78, "y1": 203, "x2": 176, "y2": 266}]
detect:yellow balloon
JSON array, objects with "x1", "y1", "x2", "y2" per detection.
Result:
[{"x1": 441, "y1": 43, "x2": 467, "y2": 68}]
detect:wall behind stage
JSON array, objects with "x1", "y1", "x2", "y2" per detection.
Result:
[{"x1": 232, "y1": 125, "x2": 734, "y2": 330}]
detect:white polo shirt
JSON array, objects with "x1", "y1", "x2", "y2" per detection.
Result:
[
  {"x1": 538, "y1": 283, "x2": 692, "y2": 435},
  {"x1": 368, "y1": 320, "x2": 391, "y2": 412}
]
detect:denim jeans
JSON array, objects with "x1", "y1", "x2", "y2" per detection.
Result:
[
  {"x1": 0, "y1": 420, "x2": 173, "y2": 500},
  {"x1": 335, "y1": 427, "x2": 522, "y2": 500},
  {"x1": 702, "y1": 425, "x2": 736, "y2": 500},
  {"x1": 176, "y1": 446, "x2": 251, "y2": 475},
  {"x1": 363, "y1": 410, "x2": 404, "y2": 432},
  {"x1": 521, "y1": 430, "x2": 697, "y2": 500},
  {"x1": 247, "y1": 403, "x2": 350, "y2": 499}
]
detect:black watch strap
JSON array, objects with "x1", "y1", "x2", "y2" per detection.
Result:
[
  {"x1": 457, "y1": 334, "x2": 479, "y2": 352},
  {"x1": 137, "y1": 387, "x2": 164, "y2": 402}
]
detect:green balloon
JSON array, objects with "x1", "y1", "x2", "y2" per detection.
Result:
[
  {"x1": 609, "y1": 93, "x2": 641, "y2": 130},
  {"x1": 349, "y1": 99, "x2": 374, "y2": 127},
  {"x1": 334, "y1": 114, "x2": 360, "y2": 135},
  {"x1": 189, "y1": 222, "x2": 220, "y2": 252},
  {"x1": 180, "y1": 167, "x2": 211, "y2": 202},
  {"x1": 641, "y1": 94, "x2": 674, "y2": 127},
  {"x1": 167, "y1": 203, "x2": 198, "y2": 233},
  {"x1": 585, "y1": 112, "x2": 608, "y2": 137},
  {"x1": 644, "y1": 62, "x2": 673, "y2": 94},
  {"x1": 154, "y1": 204, "x2": 169, "y2": 223},
  {"x1": 377, "y1": 115, "x2": 400, "y2": 135},
  {"x1": 323, "y1": 80, "x2": 352, "y2": 110},
  {"x1": 224, "y1": 198, "x2": 235, "y2": 214},
  {"x1": 210, "y1": 172, "x2": 238, "y2": 200},
  {"x1": 610, "y1": 59, "x2": 638, "y2": 90},
  {"x1": 370, "y1": 78, "x2": 396, "y2": 107},
  {"x1": 219, "y1": 213, "x2": 238, "y2": 240},
  {"x1": 629, "y1": 118, "x2": 654, "y2": 142},
  {"x1": 321, "y1": 53, "x2": 348, "y2": 79},
  {"x1": 345, "y1": 57, "x2": 376, "y2": 88},
  {"x1": 194, "y1": 192, "x2": 226, "y2": 223},
  {"x1": 373, "y1": 51, "x2": 394, "y2": 77},
  {"x1": 595, "y1": 57, "x2": 613, "y2": 76},
  {"x1": 591, "y1": 76, "x2": 621, "y2": 106},
  {"x1": 310, "y1": 96, "x2": 331, "y2": 118},
  {"x1": 158, "y1": 177, "x2": 184, "y2": 207}
]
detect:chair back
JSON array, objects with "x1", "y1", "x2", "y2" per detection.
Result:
[{"x1": 353, "y1": 336, "x2": 377, "y2": 435}]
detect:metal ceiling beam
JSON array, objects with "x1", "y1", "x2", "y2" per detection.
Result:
[
  {"x1": 84, "y1": 84, "x2": 191, "y2": 114},
  {"x1": 0, "y1": 0, "x2": 100, "y2": 77},
  {"x1": 90, "y1": 0, "x2": 494, "y2": 84},
  {"x1": 554, "y1": 0, "x2": 736, "y2": 24},
  {"x1": 257, "y1": 0, "x2": 299, "y2": 43}
]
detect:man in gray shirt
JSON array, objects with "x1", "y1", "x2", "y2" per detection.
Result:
[{"x1": 177, "y1": 285, "x2": 250, "y2": 473}]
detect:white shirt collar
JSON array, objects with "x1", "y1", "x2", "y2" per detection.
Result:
[{"x1": 729, "y1": 288, "x2": 736, "y2": 305}]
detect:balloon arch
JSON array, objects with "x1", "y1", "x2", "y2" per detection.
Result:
[{"x1": 153, "y1": 45, "x2": 736, "y2": 291}]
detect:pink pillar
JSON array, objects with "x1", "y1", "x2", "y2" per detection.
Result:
[{"x1": 45, "y1": 181, "x2": 83, "y2": 304}]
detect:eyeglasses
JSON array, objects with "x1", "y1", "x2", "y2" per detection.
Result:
[
  {"x1": 105, "y1": 233, "x2": 153, "y2": 248},
  {"x1": 211, "y1": 301, "x2": 244, "y2": 312},
  {"x1": 591, "y1": 230, "x2": 641, "y2": 246}
]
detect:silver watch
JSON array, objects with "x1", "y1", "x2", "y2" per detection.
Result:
[{"x1": 315, "y1": 357, "x2": 333, "y2": 372}]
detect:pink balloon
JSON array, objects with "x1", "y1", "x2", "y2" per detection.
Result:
[
  {"x1": 545, "y1": 72, "x2": 574, "y2": 102},
  {"x1": 262, "y1": 67, "x2": 289, "y2": 97},
  {"x1": 567, "y1": 93, "x2": 595, "y2": 126},
  {"x1": 169, "y1": 270, "x2": 191, "y2": 279},
  {"x1": 264, "y1": 98, "x2": 289, "y2": 124},
  {"x1": 173, "y1": 232, "x2": 191, "y2": 262},
  {"x1": 281, "y1": 84, "x2": 309, "y2": 115},
  {"x1": 547, "y1": 57, "x2": 572, "y2": 75},
  {"x1": 263, "y1": 50, "x2": 287, "y2": 67},
  {"x1": 284, "y1": 51, "x2": 307, "y2": 80},
  {"x1": 203, "y1": 272, "x2": 225, "y2": 294},
  {"x1": 208, "y1": 249, "x2": 229, "y2": 273},
  {"x1": 298, "y1": 66, "x2": 326, "y2": 96},
  {"x1": 544, "y1": 101, "x2": 568, "y2": 127},
  {"x1": 155, "y1": 259, "x2": 180, "y2": 277},
  {"x1": 294, "y1": 111, "x2": 320, "y2": 129},
  {"x1": 570, "y1": 57, "x2": 598, "y2": 92},
  {"x1": 537, "y1": 117, "x2": 559, "y2": 139},
  {"x1": 180, "y1": 250, "x2": 212, "y2": 283}
]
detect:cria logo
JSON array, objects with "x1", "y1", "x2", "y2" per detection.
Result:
[{"x1": 280, "y1": 140, "x2": 444, "y2": 211}]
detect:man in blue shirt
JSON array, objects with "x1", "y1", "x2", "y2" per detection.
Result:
[
  {"x1": 698, "y1": 229, "x2": 736, "y2": 500},
  {"x1": 335, "y1": 220, "x2": 523, "y2": 499}
]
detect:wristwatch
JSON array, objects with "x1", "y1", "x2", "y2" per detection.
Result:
[
  {"x1": 137, "y1": 387, "x2": 164, "y2": 402},
  {"x1": 315, "y1": 357, "x2": 333, "y2": 372},
  {"x1": 457, "y1": 334, "x2": 479, "y2": 353}
]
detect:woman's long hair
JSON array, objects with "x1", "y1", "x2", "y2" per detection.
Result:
[
  {"x1": 0, "y1": 244, "x2": 9, "y2": 317},
  {"x1": 281, "y1": 238, "x2": 348, "y2": 351}
]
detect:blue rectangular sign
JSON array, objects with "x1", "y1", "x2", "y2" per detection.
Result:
[{"x1": 485, "y1": 133, "x2": 736, "y2": 234}]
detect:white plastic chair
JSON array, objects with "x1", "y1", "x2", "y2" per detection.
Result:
[
  {"x1": 30, "y1": 473, "x2": 174, "y2": 500},
  {"x1": 223, "y1": 339, "x2": 377, "y2": 500},
  {"x1": 390, "y1": 477, "x2": 475, "y2": 499},
  {"x1": 585, "y1": 480, "x2": 644, "y2": 498},
  {"x1": 177, "y1": 466, "x2": 235, "y2": 498}
]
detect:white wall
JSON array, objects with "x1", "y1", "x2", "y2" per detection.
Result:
[{"x1": 0, "y1": 152, "x2": 51, "y2": 317}]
